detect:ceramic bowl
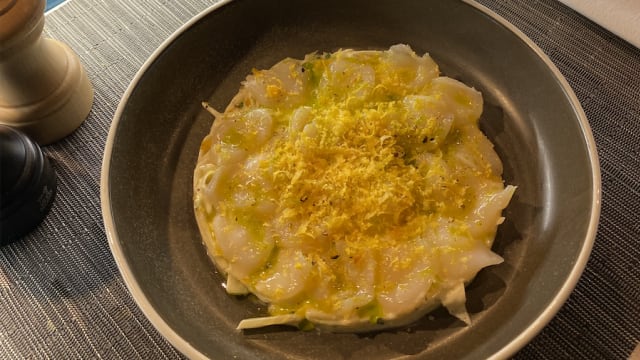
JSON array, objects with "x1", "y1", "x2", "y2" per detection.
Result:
[{"x1": 101, "y1": 0, "x2": 600, "y2": 358}]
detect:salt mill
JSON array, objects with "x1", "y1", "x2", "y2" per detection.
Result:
[{"x1": 0, "y1": 0, "x2": 94, "y2": 145}]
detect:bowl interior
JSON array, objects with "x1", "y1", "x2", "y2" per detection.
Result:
[{"x1": 104, "y1": 0, "x2": 598, "y2": 358}]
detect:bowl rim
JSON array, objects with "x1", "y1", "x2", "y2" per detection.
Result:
[{"x1": 100, "y1": 0, "x2": 601, "y2": 359}]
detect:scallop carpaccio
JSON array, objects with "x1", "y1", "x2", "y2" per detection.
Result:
[{"x1": 193, "y1": 44, "x2": 515, "y2": 332}]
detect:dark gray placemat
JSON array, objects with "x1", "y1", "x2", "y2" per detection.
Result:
[{"x1": 1, "y1": 0, "x2": 638, "y2": 358}]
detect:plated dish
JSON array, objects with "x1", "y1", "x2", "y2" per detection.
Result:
[{"x1": 101, "y1": 0, "x2": 600, "y2": 359}]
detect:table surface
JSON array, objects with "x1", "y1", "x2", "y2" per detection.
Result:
[{"x1": 2, "y1": 0, "x2": 639, "y2": 358}]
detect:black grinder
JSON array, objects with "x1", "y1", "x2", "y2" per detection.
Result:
[{"x1": 0, "y1": 125, "x2": 57, "y2": 245}]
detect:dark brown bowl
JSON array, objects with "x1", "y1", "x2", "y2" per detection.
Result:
[{"x1": 101, "y1": 0, "x2": 600, "y2": 358}]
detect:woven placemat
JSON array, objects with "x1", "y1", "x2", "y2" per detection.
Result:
[{"x1": 1, "y1": 0, "x2": 638, "y2": 358}]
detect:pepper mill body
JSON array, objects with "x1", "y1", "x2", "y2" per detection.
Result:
[{"x1": 0, "y1": 0, "x2": 93, "y2": 145}]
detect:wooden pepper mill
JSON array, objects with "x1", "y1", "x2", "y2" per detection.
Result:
[{"x1": 0, "y1": 0, "x2": 93, "y2": 145}]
